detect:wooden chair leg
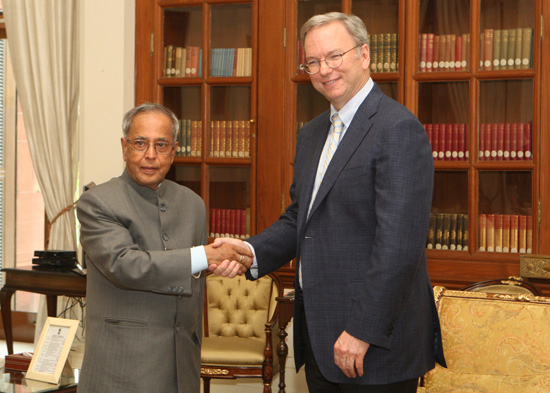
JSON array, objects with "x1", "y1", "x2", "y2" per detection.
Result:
[{"x1": 202, "y1": 377, "x2": 211, "y2": 393}]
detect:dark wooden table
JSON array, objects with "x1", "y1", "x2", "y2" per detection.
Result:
[
  {"x1": 276, "y1": 294, "x2": 294, "y2": 393},
  {"x1": 0, "y1": 266, "x2": 86, "y2": 354}
]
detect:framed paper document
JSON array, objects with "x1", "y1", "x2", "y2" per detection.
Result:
[{"x1": 25, "y1": 317, "x2": 79, "y2": 384}]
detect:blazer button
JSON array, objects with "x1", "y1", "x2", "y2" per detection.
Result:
[
  {"x1": 162, "y1": 233, "x2": 169, "y2": 241},
  {"x1": 160, "y1": 203, "x2": 167, "y2": 212}
]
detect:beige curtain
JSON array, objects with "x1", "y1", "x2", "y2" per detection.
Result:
[{"x1": 3, "y1": 0, "x2": 80, "y2": 342}]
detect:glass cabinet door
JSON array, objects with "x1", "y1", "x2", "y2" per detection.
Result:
[
  {"x1": 478, "y1": 79, "x2": 533, "y2": 161},
  {"x1": 478, "y1": 171, "x2": 532, "y2": 253},
  {"x1": 418, "y1": 82, "x2": 469, "y2": 161},
  {"x1": 208, "y1": 166, "x2": 251, "y2": 239},
  {"x1": 418, "y1": 0, "x2": 470, "y2": 73},
  {"x1": 352, "y1": 0, "x2": 400, "y2": 74},
  {"x1": 210, "y1": 4, "x2": 252, "y2": 78},
  {"x1": 163, "y1": 86, "x2": 202, "y2": 158},
  {"x1": 479, "y1": 0, "x2": 535, "y2": 71},
  {"x1": 428, "y1": 171, "x2": 469, "y2": 251},
  {"x1": 162, "y1": 7, "x2": 203, "y2": 78}
]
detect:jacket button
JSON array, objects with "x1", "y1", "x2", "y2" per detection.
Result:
[
  {"x1": 160, "y1": 203, "x2": 167, "y2": 212},
  {"x1": 163, "y1": 233, "x2": 169, "y2": 241}
]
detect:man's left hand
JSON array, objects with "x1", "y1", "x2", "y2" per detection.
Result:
[{"x1": 334, "y1": 330, "x2": 370, "y2": 378}]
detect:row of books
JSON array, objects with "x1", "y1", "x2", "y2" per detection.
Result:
[
  {"x1": 479, "y1": 214, "x2": 532, "y2": 254},
  {"x1": 209, "y1": 208, "x2": 250, "y2": 239},
  {"x1": 480, "y1": 28, "x2": 533, "y2": 71},
  {"x1": 209, "y1": 120, "x2": 251, "y2": 158},
  {"x1": 369, "y1": 33, "x2": 398, "y2": 73},
  {"x1": 210, "y1": 48, "x2": 252, "y2": 77},
  {"x1": 419, "y1": 33, "x2": 470, "y2": 72},
  {"x1": 423, "y1": 123, "x2": 469, "y2": 161},
  {"x1": 163, "y1": 46, "x2": 202, "y2": 78},
  {"x1": 427, "y1": 213, "x2": 469, "y2": 251},
  {"x1": 479, "y1": 123, "x2": 532, "y2": 161},
  {"x1": 176, "y1": 119, "x2": 202, "y2": 157}
]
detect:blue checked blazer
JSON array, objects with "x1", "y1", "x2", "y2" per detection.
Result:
[{"x1": 247, "y1": 83, "x2": 446, "y2": 385}]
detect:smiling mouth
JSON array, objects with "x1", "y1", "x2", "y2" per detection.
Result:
[{"x1": 323, "y1": 78, "x2": 338, "y2": 85}]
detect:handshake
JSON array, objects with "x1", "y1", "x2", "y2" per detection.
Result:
[{"x1": 204, "y1": 238, "x2": 253, "y2": 278}]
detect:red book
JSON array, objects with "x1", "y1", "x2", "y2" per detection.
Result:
[
  {"x1": 432, "y1": 124, "x2": 440, "y2": 160},
  {"x1": 451, "y1": 123, "x2": 459, "y2": 160},
  {"x1": 518, "y1": 215, "x2": 527, "y2": 253},
  {"x1": 524, "y1": 122, "x2": 532, "y2": 160},
  {"x1": 420, "y1": 33, "x2": 427, "y2": 72},
  {"x1": 458, "y1": 123, "x2": 466, "y2": 160},
  {"x1": 494, "y1": 214, "x2": 503, "y2": 252},
  {"x1": 426, "y1": 33, "x2": 434, "y2": 72},
  {"x1": 211, "y1": 208, "x2": 219, "y2": 237},
  {"x1": 455, "y1": 35, "x2": 463, "y2": 71},
  {"x1": 479, "y1": 213, "x2": 487, "y2": 251},
  {"x1": 517, "y1": 122, "x2": 525, "y2": 160},
  {"x1": 465, "y1": 123, "x2": 470, "y2": 159},
  {"x1": 502, "y1": 214, "x2": 511, "y2": 252},
  {"x1": 503, "y1": 123, "x2": 511, "y2": 160},
  {"x1": 439, "y1": 124, "x2": 446, "y2": 160},
  {"x1": 510, "y1": 123, "x2": 518, "y2": 160},
  {"x1": 424, "y1": 124, "x2": 433, "y2": 152},
  {"x1": 490, "y1": 123, "x2": 498, "y2": 160},
  {"x1": 496, "y1": 123, "x2": 504, "y2": 160},
  {"x1": 234, "y1": 209, "x2": 241, "y2": 238},
  {"x1": 479, "y1": 123, "x2": 486, "y2": 160},
  {"x1": 510, "y1": 214, "x2": 519, "y2": 253},
  {"x1": 230, "y1": 209, "x2": 237, "y2": 237},
  {"x1": 444, "y1": 124, "x2": 452, "y2": 160}
]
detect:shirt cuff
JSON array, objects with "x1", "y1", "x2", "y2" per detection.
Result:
[
  {"x1": 190, "y1": 246, "x2": 208, "y2": 275},
  {"x1": 245, "y1": 241, "x2": 259, "y2": 279}
]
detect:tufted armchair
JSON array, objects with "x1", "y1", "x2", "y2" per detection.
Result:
[
  {"x1": 200, "y1": 272, "x2": 282, "y2": 393},
  {"x1": 420, "y1": 286, "x2": 550, "y2": 393}
]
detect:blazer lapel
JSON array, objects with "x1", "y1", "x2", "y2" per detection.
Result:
[{"x1": 307, "y1": 85, "x2": 383, "y2": 220}]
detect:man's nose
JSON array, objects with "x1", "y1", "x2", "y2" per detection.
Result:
[{"x1": 145, "y1": 143, "x2": 158, "y2": 157}]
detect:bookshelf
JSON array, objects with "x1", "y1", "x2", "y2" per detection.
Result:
[
  {"x1": 135, "y1": 0, "x2": 257, "y2": 243},
  {"x1": 136, "y1": 0, "x2": 550, "y2": 292}
]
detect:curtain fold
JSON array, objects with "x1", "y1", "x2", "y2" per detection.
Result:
[{"x1": 3, "y1": 0, "x2": 80, "y2": 342}]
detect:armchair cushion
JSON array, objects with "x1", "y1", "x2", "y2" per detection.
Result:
[{"x1": 201, "y1": 336, "x2": 266, "y2": 365}]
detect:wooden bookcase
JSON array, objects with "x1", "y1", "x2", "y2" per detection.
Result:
[
  {"x1": 136, "y1": 0, "x2": 550, "y2": 292},
  {"x1": 136, "y1": 0, "x2": 258, "y2": 244}
]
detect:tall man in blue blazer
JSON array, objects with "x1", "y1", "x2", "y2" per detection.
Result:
[{"x1": 212, "y1": 12, "x2": 445, "y2": 392}]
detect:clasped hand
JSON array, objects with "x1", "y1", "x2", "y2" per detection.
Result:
[{"x1": 204, "y1": 238, "x2": 253, "y2": 278}]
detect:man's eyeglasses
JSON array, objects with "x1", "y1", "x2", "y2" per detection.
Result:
[
  {"x1": 299, "y1": 44, "x2": 363, "y2": 75},
  {"x1": 126, "y1": 139, "x2": 174, "y2": 155}
]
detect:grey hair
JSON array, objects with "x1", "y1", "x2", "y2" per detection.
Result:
[
  {"x1": 300, "y1": 12, "x2": 369, "y2": 48},
  {"x1": 122, "y1": 102, "x2": 179, "y2": 142}
]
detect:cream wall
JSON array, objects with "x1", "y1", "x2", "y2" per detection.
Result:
[{"x1": 78, "y1": 0, "x2": 135, "y2": 190}]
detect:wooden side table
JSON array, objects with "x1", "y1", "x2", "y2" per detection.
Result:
[
  {"x1": 0, "y1": 266, "x2": 86, "y2": 354},
  {"x1": 276, "y1": 294, "x2": 294, "y2": 393}
]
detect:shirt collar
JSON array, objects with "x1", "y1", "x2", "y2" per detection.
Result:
[{"x1": 330, "y1": 78, "x2": 374, "y2": 128}]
